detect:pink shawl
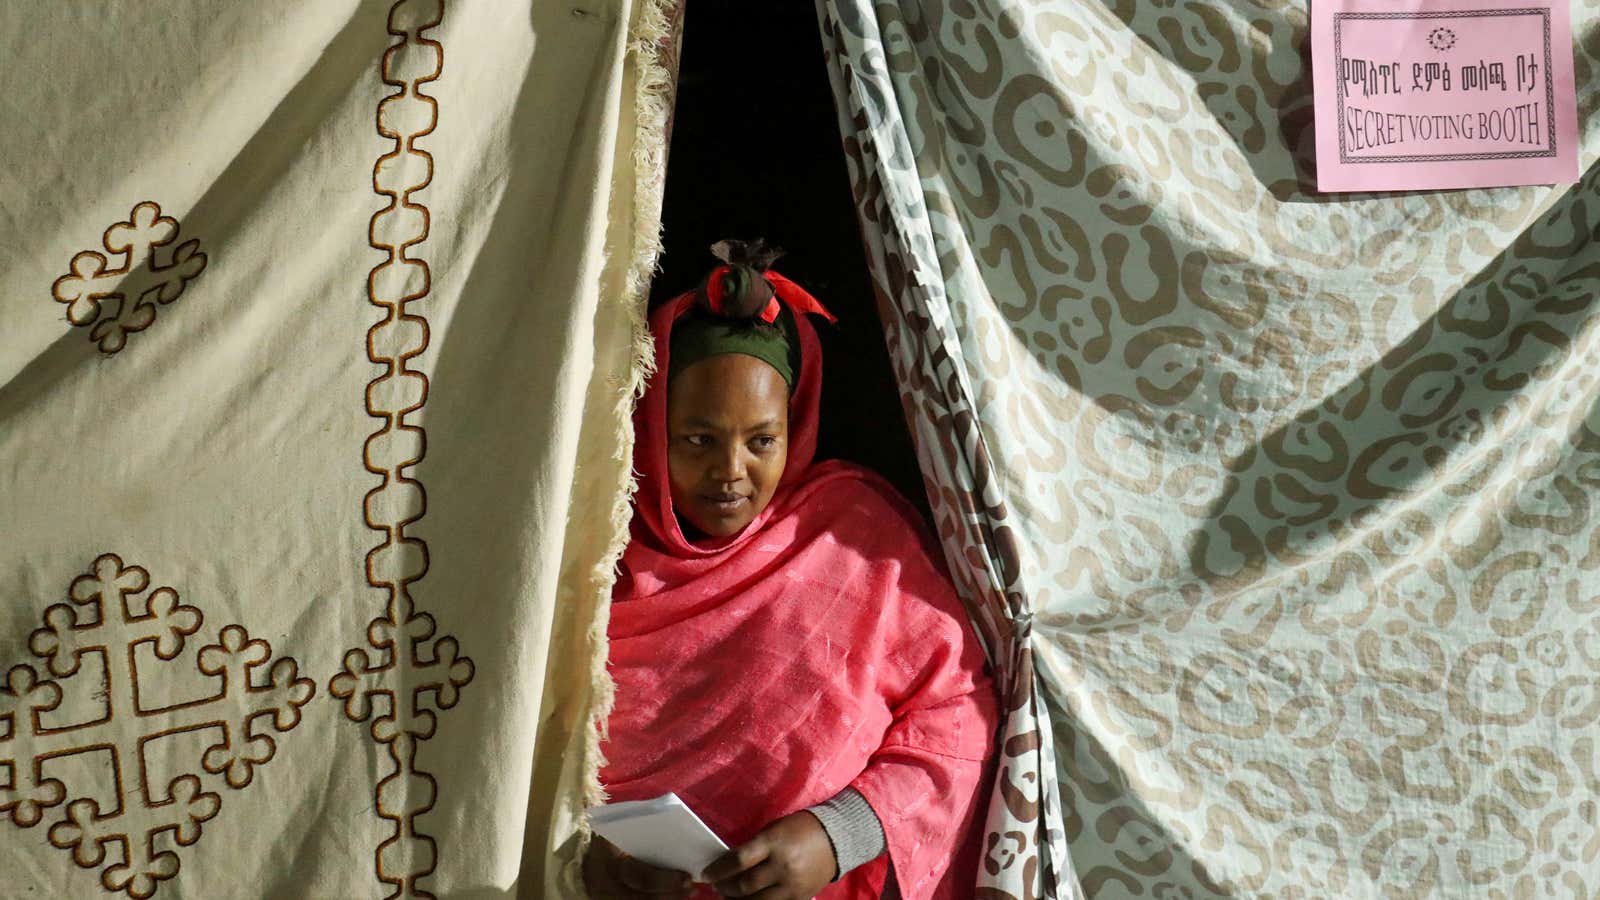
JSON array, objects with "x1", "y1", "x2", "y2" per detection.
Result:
[{"x1": 600, "y1": 292, "x2": 998, "y2": 899}]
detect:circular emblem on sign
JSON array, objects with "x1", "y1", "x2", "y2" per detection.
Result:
[{"x1": 1428, "y1": 27, "x2": 1456, "y2": 51}]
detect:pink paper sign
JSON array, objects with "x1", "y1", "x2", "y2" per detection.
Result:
[{"x1": 1313, "y1": 0, "x2": 1578, "y2": 191}]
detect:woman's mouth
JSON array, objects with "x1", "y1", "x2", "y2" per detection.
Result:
[{"x1": 701, "y1": 492, "x2": 748, "y2": 514}]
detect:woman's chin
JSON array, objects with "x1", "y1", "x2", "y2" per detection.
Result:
[
  {"x1": 671, "y1": 491, "x2": 772, "y2": 539},
  {"x1": 688, "y1": 517, "x2": 750, "y2": 538}
]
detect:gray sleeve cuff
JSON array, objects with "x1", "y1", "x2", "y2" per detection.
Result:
[{"x1": 806, "y1": 787, "x2": 886, "y2": 881}]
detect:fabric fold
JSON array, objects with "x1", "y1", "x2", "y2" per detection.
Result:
[
  {"x1": 0, "y1": 2, "x2": 684, "y2": 897},
  {"x1": 816, "y1": 0, "x2": 1600, "y2": 896}
]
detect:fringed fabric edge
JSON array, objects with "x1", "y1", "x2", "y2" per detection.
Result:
[{"x1": 566, "y1": 0, "x2": 679, "y2": 890}]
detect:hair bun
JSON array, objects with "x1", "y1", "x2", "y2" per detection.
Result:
[
  {"x1": 710, "y1": 238, "x2": 784, "y2": 271},
  {"x1": 697, "y1": 238, "x2": 784, "y2": 321},
  {"x1": 698, "y1": 265, "x2": 774, "y2": 319}
]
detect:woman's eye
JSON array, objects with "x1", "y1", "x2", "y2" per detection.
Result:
[
  {"x1": 684, "y1": 435, "x2": 710, "y2": 448},
  {"x1": 752, "y1": 436, "x2": 777, "y2": 451}
]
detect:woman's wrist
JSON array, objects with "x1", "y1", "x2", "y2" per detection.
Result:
[{"x1": 805, "y1": 786, "x2": 886, "y2": 881}]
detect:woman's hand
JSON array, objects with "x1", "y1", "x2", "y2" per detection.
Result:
[
  {"x1": 703, "y1": 811, "x2": 836, "y2": 898},
  {"x1": 583, "y1": 834, "x2": 695, "y2": 899}
]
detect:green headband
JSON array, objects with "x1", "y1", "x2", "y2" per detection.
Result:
[{"x1": 668, "y1": 309, "x2": 799, "y2": 390}]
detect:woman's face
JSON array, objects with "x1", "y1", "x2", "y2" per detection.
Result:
[{"x1": 666, "y1": 353, "x2": 790, "y2": 538}]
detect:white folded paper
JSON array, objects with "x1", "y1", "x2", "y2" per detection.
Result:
[{"x1": 587, "y1": 792, "x2": 730, "y2": 880}]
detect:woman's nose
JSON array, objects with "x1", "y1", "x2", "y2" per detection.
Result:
[{"x1": 710, "y1": 447, "x2": 745, "y2": 482}]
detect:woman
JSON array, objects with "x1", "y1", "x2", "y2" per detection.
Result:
[{"x1": 586, "y1": 241, "x2": 997, "y2": 899}]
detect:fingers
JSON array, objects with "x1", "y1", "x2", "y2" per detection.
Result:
[
  {"x1": 702, "y1": 839, "x2": 770, "y2": 884},
  {"x1": 712, "y1": 858, "x2": 782, "y2": 897},
  {"x1": 583, "y1": 836, "x2": 692, "y2": 899},
  {"x1": 616, "y1": 854, "x2": 694, "y2": 896}
]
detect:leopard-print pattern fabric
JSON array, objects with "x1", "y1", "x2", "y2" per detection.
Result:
[{"x1": 818, "y1": 0, "x2": 1600, "y2": 896}]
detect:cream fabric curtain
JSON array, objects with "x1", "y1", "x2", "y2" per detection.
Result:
[
  {"x1": 819, "y1": 1, "x2": 1600, "y2": 897},
  {"x1": 0, "y1": 1, "x2": 679, "y2": 896}
]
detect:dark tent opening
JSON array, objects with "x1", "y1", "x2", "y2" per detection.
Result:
[{"x1": 648, "y1": 0, "x2": 930, "y2": 523}]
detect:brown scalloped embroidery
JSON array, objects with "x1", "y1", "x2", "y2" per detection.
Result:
[
  {"x1": 327, "y1": 2, "x2": 475, "y2": 897},
  {"x1": 0, "y1": 553, "x2": 315, "y2": 899},
  {"x1": 50, "y1": 202, "x2": 208, "y2": 354}
]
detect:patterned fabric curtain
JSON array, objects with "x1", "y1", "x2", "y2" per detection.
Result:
[
  {"x1": 0, "y1": 2, "x2": 680, "y2": 897},
  {"x1": 818, "y1": 1, "x2": 1600, "y2": 897}
]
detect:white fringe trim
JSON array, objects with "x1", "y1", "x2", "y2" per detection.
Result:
[{"x1": 572, "y1": 0, "x2": 677, "y2": 865}]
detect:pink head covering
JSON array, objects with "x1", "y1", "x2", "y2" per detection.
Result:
[{"x1": 629, "y1": 270, "x2": 833, "y2": 559}]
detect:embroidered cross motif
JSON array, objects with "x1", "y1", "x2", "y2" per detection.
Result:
[
  {"x1": 328, "y1": 602, "x2": 473, "y2": 889},
  {"x1": 0, "y1": 554, "x2": 313, "y2": 898},
  {"x1": 50, "y1": 202, "x2": 208, "y2": 354}
]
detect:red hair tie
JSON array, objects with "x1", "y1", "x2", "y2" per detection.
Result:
[
  {"x1": 764, "y1": 270, "x2": 837, "y2": 324},
  {"x1": 702, "y1": 265, "x2": 735, "y2": 313}
]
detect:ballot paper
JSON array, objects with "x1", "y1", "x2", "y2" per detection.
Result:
[{"x1": 587, "y1": 793, "x2": 730, "y2": 879}]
